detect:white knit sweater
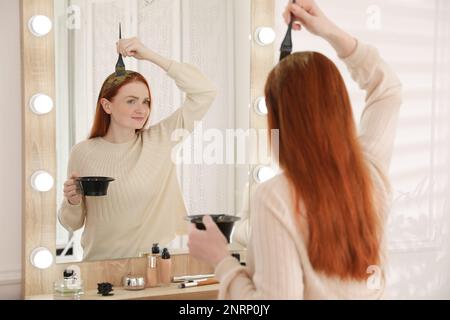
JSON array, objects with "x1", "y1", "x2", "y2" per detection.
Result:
[
  {"x1": 215, "y1": 40, "x2": 402, "y2": 299},
  {"x1": 58, "y1": 61, "x2": 217, "y2": 261}
]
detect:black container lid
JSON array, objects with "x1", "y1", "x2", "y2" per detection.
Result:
[
  {"x1": 64, "y1": 269, "x2": 74, "y2": 279},
  {"x1": 152, "y1": 243, "x2": 160, "y2": 254},
  {"x1": 161, "y1": 248, "x2": 170, "y2": 259},
  {"x1": 231, "y1": 253, "x2": 241, "y2": 262}
]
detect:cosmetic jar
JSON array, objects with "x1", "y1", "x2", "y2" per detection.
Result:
[{"x1": 123, "y1": 275, "x2": 146, "y2": 290}]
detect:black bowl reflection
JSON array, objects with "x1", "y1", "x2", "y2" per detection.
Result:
[
  {"x1": 185, "y1": 214, "x2": 241, "y2": 243},
  {"x1": 76, "y1": 177, "x2": 115, "y2": 197}
]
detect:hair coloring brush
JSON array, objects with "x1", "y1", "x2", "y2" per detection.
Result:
[
  {"x1": 279, "y1": 0, "x2": 298, "y2": 62},
  {"x1": 115, "y1": 23, "x2": 126, "y2": 76}
]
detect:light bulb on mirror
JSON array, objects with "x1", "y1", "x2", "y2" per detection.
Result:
[
  {"x1": 254, "y1": 97, "x2": 268, "y2": 115},
  {"x1": 253, "y1": 166, "x2": 276, "y2": 183},
  {"x1": 29, "y1": 94, "x2": 53, "y2": 115},
  {"x1": 254, "y1": 27, "x2": 275, "y2": 46},
  {"x1": 31, "y1": 170, "x2": 54, "y2": 192},
  {"x1": 28, "y1": 15, "x2": 52, "y2": 37},
  {"x1": 30, "y1": 247, "x2": 53, "y2": 269}
]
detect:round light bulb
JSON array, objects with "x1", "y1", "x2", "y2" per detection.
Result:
[
  {"x1": 30, "y1": 247, "x2": 53, "y2": 269},
  {"x1": 253, "y1": 166, "x2": 276, "y2": 183},
  {"x1": 28, "y1": 15, "x2": 52, "y2": 37},
  {"x1": 31, "y1": 171, "x2": 54, "y2": 192},
  {"x1": 254, "y1": 97, "x2": 268, "y2": 115},
  {"x1": 255, "y1": 27, "x2": 276, "y2": 46},
  {"x1": 29, "y1": 94, "x2": 53, "y2": 115}
]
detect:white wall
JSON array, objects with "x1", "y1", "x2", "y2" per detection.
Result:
[{"x1": 0, "y1": 0, "x2": 22, "y2": 300}]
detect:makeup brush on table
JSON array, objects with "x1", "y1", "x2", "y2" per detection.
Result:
[{"x1": 178, "y1": 278, "x2": 219, "y2": 289}]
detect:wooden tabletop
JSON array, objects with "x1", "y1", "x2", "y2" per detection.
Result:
[{"x1": 26, "y1": 283, "x2": 220, "y2": 300}]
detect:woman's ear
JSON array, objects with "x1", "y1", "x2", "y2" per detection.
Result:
[{"x1": 100, "y1": 98, "x2": 112, "y2": 115}]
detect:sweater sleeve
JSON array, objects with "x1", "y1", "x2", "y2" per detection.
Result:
[
  {"x1": 58, "y1": 148, "x2": 87, "y2": 232},
  {"x1": 214, "y1": 184, "x2": 304, "y2": 300},
  {"x1": 149, "y1": 61, "x2": 217, "y2": 144},
  {"x1": 231, "y1": 183, "x2": 250, "y2": 247},
  {"x1": 342, "y1": 40, "x2": 403, "y2": 175}
]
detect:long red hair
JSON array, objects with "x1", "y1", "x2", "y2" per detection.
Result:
[
  {"x1": 264, "y1": 52, "x2": 381, "y2": 281},
  {"x1": 89, "y1": 71, "x2": 152, "y2": 139}
]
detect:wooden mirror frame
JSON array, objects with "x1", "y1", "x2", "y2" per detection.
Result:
[{"x1": 21, "y1": 0, "x2": 274, "y2": 298}]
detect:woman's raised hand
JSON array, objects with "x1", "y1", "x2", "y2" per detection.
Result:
[
  {"x1": 283, "y1": 0, "x2": 336, "y2": 38},
  {"x1": 283, "y1": 0, "x2": 357, "y2": 58},
  {"x1": 116, "y1": 37, "x2": 151, "y2": 60}
]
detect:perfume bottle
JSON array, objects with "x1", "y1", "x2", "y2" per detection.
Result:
[
  {"x1": 146, "y1": 243, "x2": 160, "y2": 288},
  {"x1": 53, "y1": 269, "x2": 84, "y2": 300},
  {"x1": 159, "y1": 248, "x2": 172, "y2": 287}
]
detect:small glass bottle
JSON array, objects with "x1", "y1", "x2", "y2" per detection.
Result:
[
  {"x1": 159, "y1": 248, "x2": 172, "y2": 287},
  {"x1": 53, "y1": 269, "x2": 84, "y2": 300},
  {"x1": 146, "y1": 243, "x2": 160, "y2": 288}
]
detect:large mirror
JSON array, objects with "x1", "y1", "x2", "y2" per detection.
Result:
[{"x1": 52, "y1": 0, "x2": 252, "y2": 263}]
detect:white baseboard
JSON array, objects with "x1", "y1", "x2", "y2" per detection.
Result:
[{"x1": 0, "y1": 269, "x2": 21, "y2": 286}]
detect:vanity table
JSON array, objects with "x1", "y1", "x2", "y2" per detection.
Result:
[
  {"x1": 26, "y1": 283, "x2": 220, "y2": 300},
  {"x1": 22, "y1": 249, "x2": 245, "y2": 299}
]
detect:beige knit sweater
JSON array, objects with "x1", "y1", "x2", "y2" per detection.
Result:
[
  {"x1": 215, "y1": 40, "x2": 402, "y2": 299},
  {"x1": 58, "y1": 61, "x2": 217, "y2": 261}
]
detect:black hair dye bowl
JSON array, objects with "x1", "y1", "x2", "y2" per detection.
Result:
[
  {"x1": 76, "y1": 177, "x2": 115, "y2": 197},
  {"x1": 185, "y1": 214, "x2": 241, "y2": 243}
]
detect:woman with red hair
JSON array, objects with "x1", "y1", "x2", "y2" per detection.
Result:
[
  {"x1": 58, "y1": 38, "x2": 216, "y2": 261},
  {"x1": 188, "y1": 0, "x2": 402, "y2": 299}
]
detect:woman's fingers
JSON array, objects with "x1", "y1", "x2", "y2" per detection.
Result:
[
  {"x1": 63, "y1": 183, "x2": 74, "y2": 191},
  {"x1": 117, "y1": 38, "x2": 141, "y2": 57},
  {"x1": 290, "y1": 3, "x2": 313, "y2": 26},
  {"x1": 117, "y1": 39, "x2": 127, "y2": 56},
  {"x1": 124, "y1": 44, "x2": 137, "y2": 57},
  {"x1": 203, "y1": 215, "x2": 220, "y2": 232},
  {"x1": 188, "y1": 220, "x2": 213, "y2": 244},
  {"x1": 123, "y1": 42, "x2": 133, "y2": 56},
  {"x1": 64, "y1": 180, "x2": 77, "y2": 188},
  {"x1": 64, "y1": 182, "x2": 81, "y2": 196},
  {"x1": 283, "y1": 3, "x2": 304, "y2": 31},
  {"x1": 64, "y1": 186, "x2": 77, "y2": 194},
  {"x1": 188, "y1": 216, "x2": 229, "y2": 267},
  {"x1": 68, "y1": 195, "x2": 81, "y2": 205},
  {"x1": 296, "y1": 0, "x2": 315, "y2": 13},
  {"x1": 66, "y1": 190, "x2": 79, "y2": 198},
  {"x1": 283, "y1": 6, "x2": 290, "y2": 24},
  {"x1": 188, "y1": 222, "x2": 197, "y2": 234},
  {"x1": 64, "y1": 185, "x2": 79, "y2": 194},
  {"x1": 64, "y1": 178, "x2": 77, "y2": 185},
  {"x1": 64, "y1": 172, "x2": 81, "y2": 202}
]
